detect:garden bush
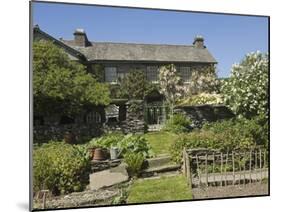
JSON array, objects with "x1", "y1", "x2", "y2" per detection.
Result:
[
  {"x1": 124, "y1": 152, "x2": 145, "y2": 177},
  {"x1": 164, "y1": 113, "x2": 191, "y2": 133},
  {"x1": 221, "y1": 51, "x2": 268, "y2": 118},
  {"x1": 170, "y1": 117, "x2": 268, "y2": 163},
  {"x1": 33, "y1": 142, "x2": 91, "y2": 195},
  {"x1": 177, "y1": 93, "x2": 223, "y2": 106},
  {"x1": 87, "y1": 132, "x2": 124, "y2": 149},
  {"x1": 88, "y1": 133, "x2": 153, "y2": 158}
]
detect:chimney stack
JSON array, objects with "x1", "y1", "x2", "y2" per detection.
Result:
[
  {"x1": 73, "y1": 28, "x2": 89, "y2": 47},
  {"x1": 193, "y1": 35, "x2": 205, "y2": 48}
]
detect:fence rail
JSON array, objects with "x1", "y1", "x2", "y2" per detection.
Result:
[{"x1": 182, "y1": 147, "x2": 268, "y2": 188}]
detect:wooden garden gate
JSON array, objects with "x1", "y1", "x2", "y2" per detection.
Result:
[{"x1": 182, "y1": 147, "x2": 269, "y2": 188}]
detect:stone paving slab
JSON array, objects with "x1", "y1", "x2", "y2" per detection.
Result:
[{"x1": 89, "y1": 163, "x2": 129, "y2": 190}]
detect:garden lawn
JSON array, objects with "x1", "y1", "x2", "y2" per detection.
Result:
[
  {"x1": 144, "y1": 131, "x2": 178, "y2": 155},
  {"x1": 127, "y1": 175, "x2": 192, "y2": 204}
]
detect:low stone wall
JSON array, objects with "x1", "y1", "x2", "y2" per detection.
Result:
[
  {"x1": 174, "y1": 104, "x2": 235, "y2": 128},
  {"x1": 33, "y1": 124, "x2": 103, "y2": 143}
]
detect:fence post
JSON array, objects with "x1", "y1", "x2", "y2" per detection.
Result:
[
  {"x1": 259, "y1": 148, "x2": 262, "y2": 183},
  {"x1": 186, "y1": 151, "x2": 193, "y2": 188},
  {"x1": 220, "y1": 152, "x2": 223, "y2": 186},
  {"x1": 232, "y1": 151, "x2": 235, "y2": 185},
  {"x1": 205, "y1": 153, "x2": 208, "y2": 187},
  {"x1": 196, "y1": 154, "x2": 201, "y2": 188},
  {"x1": 183, "y1": 148, "x2": 187, "y2": 177},
  {"x1": 249, "y1": 149, "x2": 252, "y2": 184}
]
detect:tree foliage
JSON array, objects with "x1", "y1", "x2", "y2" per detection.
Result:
[
  {"x1": 117, "y1": 70, "x2": 158, "y2": 100},
  {"x1": 188, "y1": 65, "x2": 220, "y2": 95},
  {"x1": 33, "y1": 40, "x2": 110, "y2": 115},
  {"x1": 159, "y1": 64, "x2": 185, "y2": 114},
  {"x1": 221, "y1": 51, "x2": 269, "y2": 118}
]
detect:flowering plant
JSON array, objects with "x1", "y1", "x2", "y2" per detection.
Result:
[{"x1": 221, "y1": 51, "x2": 269, "y2": 118}]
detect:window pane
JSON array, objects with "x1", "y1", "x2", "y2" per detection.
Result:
[
  {"x1": 105, "y1": 67, "x2": 117, "y2": 82},
  {"x1": 180, "y1": 66, "x2": 191, "y2": 82},
  {"x1": 147, "y1": 66, "x2": 158, "y2": 81}
]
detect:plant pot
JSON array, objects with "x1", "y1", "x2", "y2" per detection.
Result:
[
  {"x1": 93, "y1": 148, "x2": 107, "y2": 161},
  {"x1": 64, "y1": 132, "x2": 76, "y2": 144},
  {"x1": 88, "y1": 147, "x2": 96, "y2": 159}
]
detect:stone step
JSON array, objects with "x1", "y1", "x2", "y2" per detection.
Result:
[
  {"x1": 141, "y1": 164, "x2": 181, "y2": 178},
  {"x1": 145, "y1": 155, "x2": 172, "y2": 168}
]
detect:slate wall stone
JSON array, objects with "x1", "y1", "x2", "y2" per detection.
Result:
[
  {"x1": 33, "y1": 124, "x2": 103, "y2": 144},
  {"x1": 174, "y1": 104, "x2": 235, "y2": 128}
]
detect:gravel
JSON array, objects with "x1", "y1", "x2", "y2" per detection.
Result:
[{"x1": 192, "y1": 182, "x2": 269, "y2": 199}]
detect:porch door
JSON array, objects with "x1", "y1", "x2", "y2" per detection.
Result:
[{"x1": 145, "y1": 103, "x2": 167, "y2": 125}]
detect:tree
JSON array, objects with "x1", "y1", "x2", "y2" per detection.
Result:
[
  {"x1": 188, "y1": 65, "x2": 220, "y2": 95},
  {"x1": 158, "y1": 64, "x2": 184, "y2": 115},
  {"x1": 117, "y1": 70, "x2": 157, "y2": 100},
  {"x1": 221, "y1": 51, "x2": 269, "y2": 118},
  {"x1": 33, "y1": 40, "x2": 110, "y2": 116}
]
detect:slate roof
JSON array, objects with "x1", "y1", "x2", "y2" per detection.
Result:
[
  {"x1": 62, "y1": 40, "x2": 217, "y2": 63},
  {"x1": 33, "y1": 26, "x2": 217, "y2": 63},
  {"x1": 33, "y1": 26, "x2": 87, "y2": 61}
]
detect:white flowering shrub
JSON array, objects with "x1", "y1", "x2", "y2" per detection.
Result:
[
  {"x1": 221, "y1": 51, "x2": 269, "y2": 118},
  {"x1": 177, "y1": 93, "x2": 223, "y2": 106},
  {"x1": 188, "y1": 65, "x2": 220, "y2": 95},
  {"x1": 159, "y1": 64, "x2": 185, "y2": 114}
]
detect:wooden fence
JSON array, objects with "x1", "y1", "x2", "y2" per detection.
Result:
[{"x1": 182, "y1": 147, "x2": 268, "y2": 188}]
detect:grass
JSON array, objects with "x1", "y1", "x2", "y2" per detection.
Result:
[
  {"x1": 127, "y1": 175, "x2": 193, "y2": 203},
  {"x1": 144, "y1": 131, "x2": 178, "y2": 156}
]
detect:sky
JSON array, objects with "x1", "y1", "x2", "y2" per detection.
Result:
[{"x1": 32, "y1": 2, "x2": 269, "y2": 78}]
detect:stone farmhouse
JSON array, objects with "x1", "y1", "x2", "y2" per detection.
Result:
[{"x1": 33, "y1": 25, "x2": 229, "y2": 142}]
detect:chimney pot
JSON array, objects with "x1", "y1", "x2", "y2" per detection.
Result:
[
  {"x1": 193, "y1": 35, "x2": 205, "y2": 48},
  {"x1": 73, "y1": 28, "x2": 89, "y2": 47}
]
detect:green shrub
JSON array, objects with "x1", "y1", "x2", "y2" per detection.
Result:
[
  {"x1": 124, "y1": 152, "x2": 144, "y2": 177},
  {"x1": 117, "y1": 134, "x2": 153, "y2": 158},
  {"x1": 177, "y1": 93, "x2": 223, "y2": 106},
  {"x1": 88, "y1": 132, "x2": 124, "y2": 149},
  {"x1": 170, "y1": 116, "x2": 269, "y2": 163},
  {"x1": 87, "y1": 133, "x2": 153, "y2": 158},
  {"x1": 203, "y1": 116, "x2": 269, "y2": 147},
  {"x1": 164, "y1": 113, "x2": 191, "y2": 133},
  {"x1": 33, "y1": 142, "x2": 91, "y2": 195}
]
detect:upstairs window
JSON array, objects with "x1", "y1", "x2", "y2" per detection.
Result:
[
  {"x1": 105, "y1": 67, "x2": 117, "y2": 83},
  {"x1": 180, "y1": 66, "x2": 192, "y2": 82},
  {"x1": 146, "y1": 66, "x2": 159, "y2": 82}
]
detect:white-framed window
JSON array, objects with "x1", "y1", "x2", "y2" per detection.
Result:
[
  {"x1": 105, "y1": 67, "x2": 117, "y2": 83},
  {"x1": 180, "y1": 66, "x2": 192, "y2": 82},
  {"x1": 86, "y1": 111, "x2": 101, "y2": 124},
  {"x1": 146, "y1": 66, "x2": 159, "y2": 82}
]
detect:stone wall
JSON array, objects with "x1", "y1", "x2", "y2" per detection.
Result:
[
  {"x1": 174, "y1": 104, "x2": 235, "y2": 128},
  {"x1": 33, "y1": 123, "x2": 103, "y2": 144},
  {"x1": 122, "y1": 100, "x2": 145, "y2": 134}
]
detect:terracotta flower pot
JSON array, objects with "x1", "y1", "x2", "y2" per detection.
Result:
[
  {"x1": 93, "y1": 148, "x2": 107, "y2": 160},
  {"x1": 88, "y1": 147, "x2": 96, "y2": 159}
]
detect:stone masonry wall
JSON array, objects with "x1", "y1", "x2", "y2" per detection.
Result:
[
  {"x1": 122, "y1": 100, "x2": 145, "y2": 134},
  {"x1": 33, "y1": 124, "x2": 103, "y2": 144},
  {"x1": 174, "y1": 104, "x2": 235, "y2": 128}
]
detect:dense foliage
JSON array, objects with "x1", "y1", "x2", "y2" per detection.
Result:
[
  {"x1": 33, "y1": 142, "x2": 91, "y2": 195},
  {"x1": 221, "y1": 51, "x2": 269, "y2": 118},
  {"x1": 88, "y1": 133, "x2": 153, "y2": 158},
  {"x1": 163, "y1": 114, "x2": 191, "y2": 133},
  {"x1": 117, "y1": 70, "x2": 158, "y2": 100},
  {"x1": 188, "y1": 65, "x2": 220, "y2": 95},
  {"x1": 33, "y1": 40, "x2": 110, "y2": 116},
  {"x1": 124, "y1": 152, "x2": 145, "y2": 177},
  {"x1": 170, "y1": 117, "x2": 268, "y2": 163},
  {"x1": 159, "y1": 64, "x2": 185, "y2": 115},
  {"x1": 177, "y1": 93, "x2": 223, "y2": 106}
]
